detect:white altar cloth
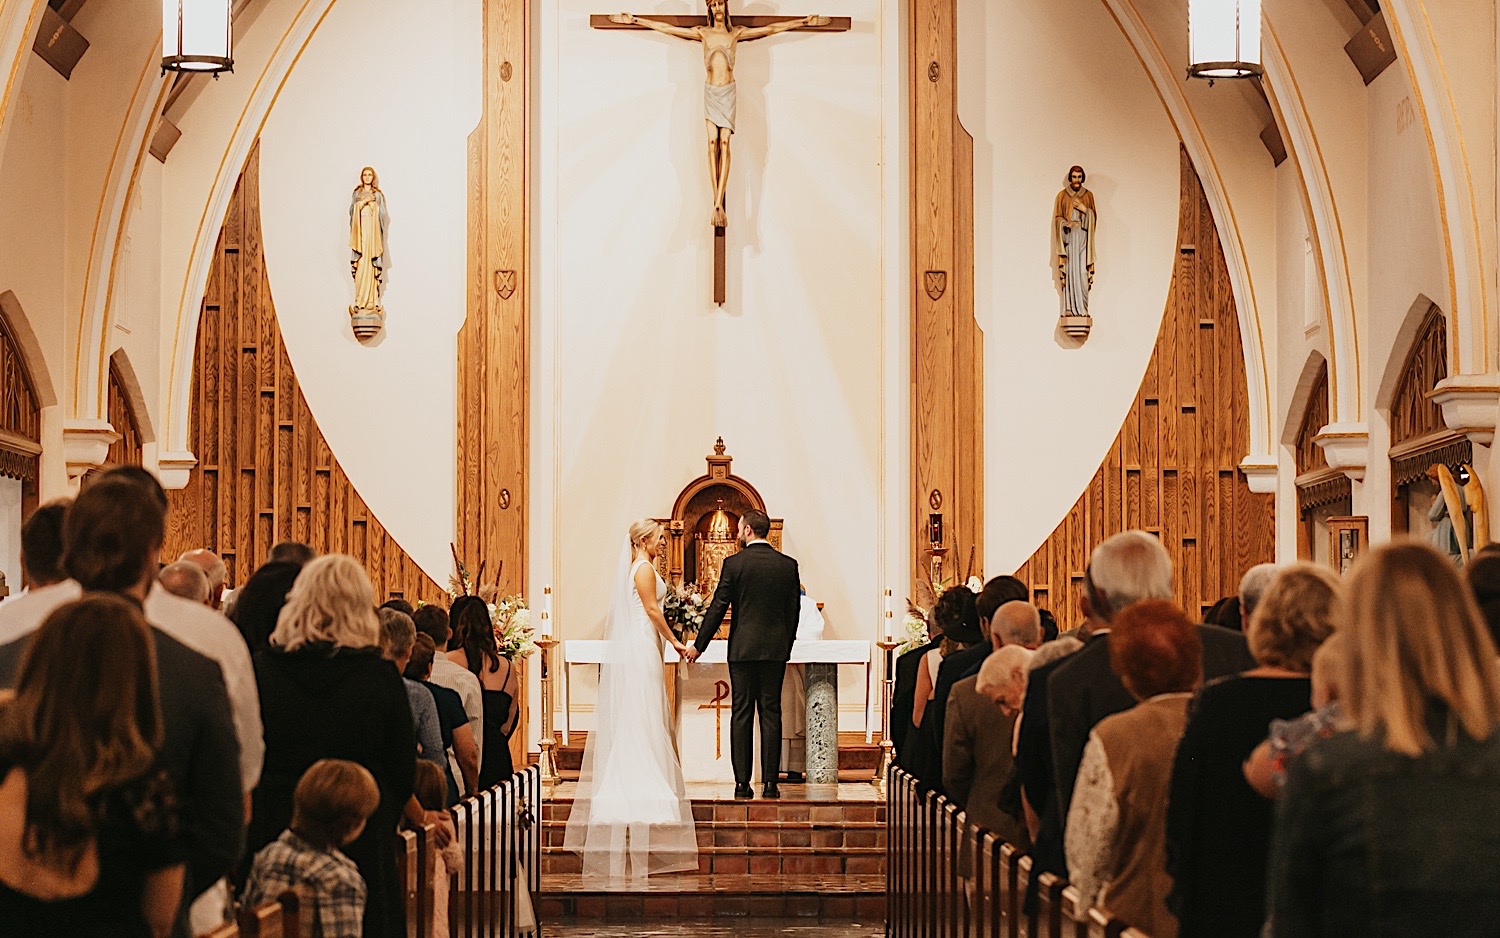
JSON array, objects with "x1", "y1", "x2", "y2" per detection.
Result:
[{"x1": 562, "y1": 639, "x2": 872, "y2": 665}]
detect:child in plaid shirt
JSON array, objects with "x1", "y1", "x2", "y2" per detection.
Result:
[{"x1": 243, "y1": 759, "x2": 381, "y2": 938}]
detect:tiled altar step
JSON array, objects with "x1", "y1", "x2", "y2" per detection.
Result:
[
  {"x1": 542, "y1": 839, "x2": 886, "y2": 876},
  {"x1": 537, "y1": 872, "x2": 887, "y2": 921},
  {"x1": 542, "y1": 817, "x2": 887, "y2": 850}
]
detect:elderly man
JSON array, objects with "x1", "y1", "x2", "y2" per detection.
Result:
[
  {"x1": 1238, "y1": 562, "x2": 1280, "y2": 625},
  {"x1": 179, "y1": 548, "x2": 228, "y2": 610},
  {"x1": 160, "y1": 561, "x2": 213, "y2": 606}
]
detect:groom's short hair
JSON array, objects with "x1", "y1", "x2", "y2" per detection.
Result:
[{"x1": 742, "y1": 509, "x2": 771, "y2": 539}]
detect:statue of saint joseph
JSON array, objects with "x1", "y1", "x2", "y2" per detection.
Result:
[{"x1": 610, "y1": 1, "x2": 829, "y2": 228}]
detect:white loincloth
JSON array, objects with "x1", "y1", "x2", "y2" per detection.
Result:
[{"x1": 705, "y1": 81, "x2": 737, "y2": 132}]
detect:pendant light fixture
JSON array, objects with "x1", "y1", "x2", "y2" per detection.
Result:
[
  {"x1": 1188, "y1": 0, "x2": 1262, "y2": 81},
  {"x1": 161, "y1": 0, "x2": 233, "y2": 75}
]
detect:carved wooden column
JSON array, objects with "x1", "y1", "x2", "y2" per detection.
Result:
[
  {"x1": 459, "y1": 0, "x2": 530, "y2": 594},
  {"x1": 911, "y1": 0, "x2": 983, "y2": 587}
]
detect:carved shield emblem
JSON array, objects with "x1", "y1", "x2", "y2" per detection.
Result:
[
  {"x1": 924, "y1": 270, "x2": 947, "y2": 301},
  {"x1": 495, "y1": 269, "x2": 517, "y2": 300}
]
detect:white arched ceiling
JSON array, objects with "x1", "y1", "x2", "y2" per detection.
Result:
[
  {"x1": 1102, "y1": 0, "x2": 1276, "y2": 467},
  {"x1": 1384, "y1": 1, "x2": 1494, "y2": 378},
  {"x1": 0, "y1": 1, "x2": 46, "y2": 160},
  {"x1": 1262, "y1": 25, "x2": 1364, "y2": 428}
]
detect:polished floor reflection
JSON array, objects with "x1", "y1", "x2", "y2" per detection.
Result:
[{"x1": 546, "y1": 921, "x2": 882, "y2": 937}]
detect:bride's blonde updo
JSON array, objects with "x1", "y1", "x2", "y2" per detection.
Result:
[{"x1": 629, "y1": 519, "x2": 664, "y2": 552}]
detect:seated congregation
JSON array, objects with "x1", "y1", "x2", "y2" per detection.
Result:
[
  {"x1": 0, "y1": 466, "x2": 526, "y2": 938},
  {"x1": 891, "y1": 529, "x2": 1500, "y2": 937}
]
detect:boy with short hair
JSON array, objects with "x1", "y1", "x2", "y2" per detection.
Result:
[{"x1": 243, "y1": 759, "x2": 380, "y2": 938}]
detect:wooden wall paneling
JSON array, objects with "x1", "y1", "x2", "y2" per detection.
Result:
[
  {"x1": 0, "y1": 297, "x2": 42, "y2": 512},
  {"x1": 1017, "y1": 148, "x2": 1275, "y2": 628},
  {"x1": 102, "y1": 361, "x2": 144, "y2": 469},
  {"x1": 1389, "y1": 303, "x2": 1448, "y2": 448},
  {"x1": 163, "y1": 144, "x2": 447, "y2": 605}
]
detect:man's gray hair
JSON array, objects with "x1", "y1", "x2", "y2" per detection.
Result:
[
  {"x1": 378, "y1": 607, "x2": 417, "y2": 659},
  {"x1": 1086, "y1": 530, "x2": 1174, "y2": 621},
  {"x1": 178, "y1": 548, "x2": 227, "y2": 591},
  {"x1": 993, "y1": 601, "x2": 1043, "y2": 648},
  {"x1": 159, "y1": 561, "x2": 211, "y2": 605},
  {"x1": 1238, "y1": 563, "x2": 1281, "y2": 619}
]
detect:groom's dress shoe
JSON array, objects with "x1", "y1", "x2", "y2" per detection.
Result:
[
  {"x1": 733, "y1": 784, "x2": 753, "y2": 799},
  {"x1": 762, "y1": 784, "x2": 781, "y2": 799}
]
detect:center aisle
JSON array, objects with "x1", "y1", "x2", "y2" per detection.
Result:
[{"x1": 539, "y1": 781, "x2": 887, "y2": 924}]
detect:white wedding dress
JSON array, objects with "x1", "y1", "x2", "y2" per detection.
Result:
[{"x1": 562, "y1": 553, "x2": 698, "y2": 879}]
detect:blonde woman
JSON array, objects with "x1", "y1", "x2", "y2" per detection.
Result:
[
  {"x1": 1267, "y1": 542, "x2": 1500, "y2": 936},
  {"x1": 564, "y1": 520, "x2": 698, "y2": 880},
  {"x1": 1166, "y1": 564, "x2": 1338, "y2": 938},
  {"x1": 250, "y1": 555, "x2": 415, "y2": 938}
]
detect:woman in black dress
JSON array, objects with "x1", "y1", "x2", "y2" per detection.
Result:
[
  {"x1": 1165, "y1": 564, "x2": 1337, "y2": 938},
  {"x1": 448, "y1": 596, "x2": 518, "y2": 787},
  {"x1": 250, "y1": 555, "x2": 415, "y2": 938},
  {"x1": 0, "y1": 596, "x2": 183, "y2": 938}
]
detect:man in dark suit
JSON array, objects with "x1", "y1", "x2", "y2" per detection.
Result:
[
  {"x1": 686, "y1": 509, "x2": 801, "y2": 799},
  {"x1": 1017, "y1": 530, "x2": 1254, "y2": 887},
  {"x1": 0, "y1": 475, "x2": 243, "y2": 934}
]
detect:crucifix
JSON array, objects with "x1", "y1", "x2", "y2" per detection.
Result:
[{"x1": 592, "y1": 2, "x2": 851, "y2": 304}]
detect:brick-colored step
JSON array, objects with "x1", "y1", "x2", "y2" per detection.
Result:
[{"x1": 537, "y1": 873, "x2": 886, "y2": 921}]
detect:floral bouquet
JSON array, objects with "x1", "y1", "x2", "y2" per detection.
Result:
[
  {"x1": 490, "y1": 593, "x2": 536, "y2": 660},
  {"x1": 663, "y1": 582, "x2": 710, "y2": 641},
  {"x1": 896, "y1": 607, "x2": 931, "y2": 655}
]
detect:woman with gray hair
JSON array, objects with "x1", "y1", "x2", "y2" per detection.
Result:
[{"x1": 249, "y1": 555, "x2": 415, "y2": 938}]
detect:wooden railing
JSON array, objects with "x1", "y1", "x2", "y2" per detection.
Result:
[
  {"x1": 887, "y1": 768, "x2": 1146, "y2": 938},
  {"x1": 203, "y1": 765, "x2": 542, "y2": 938}
]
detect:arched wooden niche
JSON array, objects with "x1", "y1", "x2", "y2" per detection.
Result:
[
  {"x1": 0, "y1": 301, "x2": 42, "y2": 517},
  {"x1": 1388, "y1": 304, "x2": 1471, "y2": 537},
  {"x1": 1293, "y1": 360, "x2": 1351, "y2": 562},
  {"x1": 657, "y1": 439, "x2": 783, "y2": 602}
]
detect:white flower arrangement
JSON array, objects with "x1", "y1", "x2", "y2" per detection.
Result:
[
  {"x1": 896, "y1": 612, "x2": 930, "y2": 655},
  {"x1": 490, "y1": 594, "x2": 536, "y2": 660},
  {"x1": 966, "y1": 576, "x2": 983, "y2": 594}
]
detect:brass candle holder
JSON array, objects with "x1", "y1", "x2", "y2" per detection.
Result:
[
  {"x1": 535, "y1": 635, "x2": 561, "y2": 787},
  {"x1": 872, "y1": 637, "x2": 901, "y2": 797}
]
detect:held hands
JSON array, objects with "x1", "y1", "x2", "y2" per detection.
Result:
[{"x1": 680, "y1": 643, "x2": 701, "y2": 663}]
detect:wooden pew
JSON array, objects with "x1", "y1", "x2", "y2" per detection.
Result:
[
  {"x1": 1036, "y1": 872, "x2": 1066, "y2": 938},
  {"x1": 1086, "y1": 906, "x2": 1127, "y2": 938}
]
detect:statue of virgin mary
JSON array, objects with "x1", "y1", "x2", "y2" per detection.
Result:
[{"x1": 348, "y1": 166, "x2": 389, "y2": 336}]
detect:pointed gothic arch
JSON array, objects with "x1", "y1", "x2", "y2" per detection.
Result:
[
  {"x1": 1292, "y1": 356, "x2": 1350, "y2": 561},
  {"x1": 1385, "y1": 302, "x2": 1470, "y2": 538}
]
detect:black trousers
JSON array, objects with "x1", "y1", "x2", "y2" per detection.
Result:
[{"x1": 728, "y1": 660, "x2": 788, "y2": 786}]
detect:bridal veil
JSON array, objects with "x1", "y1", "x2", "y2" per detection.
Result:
[{"x1": 562, "y1": 539, "x2": 698, "y2": 879}]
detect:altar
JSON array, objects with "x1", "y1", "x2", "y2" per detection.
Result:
[{"x1": 562, "y1": 639, "x2": 872, "y2": 783}]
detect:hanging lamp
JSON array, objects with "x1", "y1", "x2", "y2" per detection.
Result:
[
  {"x1": 161, "y1": 0, "x2": 233, "y2": 75},
  {"x1": 1188, "y1": 0, "x2": 1262, "y2": 81}
]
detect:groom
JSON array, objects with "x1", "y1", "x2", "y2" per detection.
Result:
[{"x1": 685, "y1": 509, "x2": 801, "y2": 799}]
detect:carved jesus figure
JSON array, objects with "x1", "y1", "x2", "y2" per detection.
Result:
[{"x1": 611, "y1": 1, "x2": 829, "y2": 228}]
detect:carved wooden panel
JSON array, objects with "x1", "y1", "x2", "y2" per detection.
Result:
[
  {"x1": 1295, "y1": 362, "x2": 1330, "y2": 476},
  {"x1": 1014, "y1": 147, "x2": 1275, "y2": 626},
  {"x1": 104, "y1": 361, "x2": 143, "y2": 468},
  {"x1": 1389, "y1": 303, "x2": 1448, "y2": 448},
  {"x1": 163, "y1": 145, "x2": 447, "y2": 606},
  {"x1": 911, "y1": 0, "x2": 984, "y2": 586},
  {"x1": 0, "y1": 299, "x2": 41, "y2": 486}
]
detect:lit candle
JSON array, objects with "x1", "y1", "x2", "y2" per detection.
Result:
[
  {"x1": 884, "y1": 588, "x2": 894, "y2": 640},
  {"x1": 540, "y1": 585, "x2": 553, "y2": 637}
]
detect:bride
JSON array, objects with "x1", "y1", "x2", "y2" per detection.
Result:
[{"x1": 563, "y1": 519, "x2": 699, "y2": 879}]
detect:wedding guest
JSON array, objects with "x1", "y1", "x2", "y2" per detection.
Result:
[
  {"x1": 992, "y1": 600, "x2": 1044, "y2": 650},
  {"x1": 378, "y1": 608, "x2": 445, "y2": 771},
  {"x1": 892, "y1": 622, "x2": 943, "y2": 762},
  {"x1": 1465, "y1": 545, "x2": 1500, "y2": 649},
  {"x1": 251, "y1": 554, "x2": 416, "y2": 938},
  {"x1": 178, "y1": 549, "x2": 228, "y2": 610},
  {"x1": 159, "y1": 561, "x2": 212, "y2": 606},
  {"x1": 1067, "y1": 600, "x2": 1202, "y2": 938},
  {"x1": 906, "y1": 588, "x2": 984, "y2": 786},
  {"x1": 413, "y1": 604, "x2": 484, "y2": 788},
  {"x1": 925, "y1": 578, "x2": 1030, "y2": 783},
  {"x1": 268, "y1": 541, "x2": 316, "y2": 567},
  {"x1": 229, "y1": 560, "x2": 303, "y2": 657},
  {"x1": 1202, "y1": 596, "x2": 1241, "y2": 632},
  {"x1": 0, "y1": 596, "x2": 184, "y2": 938},
  {"x1": 1166, "y1": 564, "x2": 1336, "y2": 938},
  {"x1": 380, "y1": 598, "x2": 415, "y2": 617},
  {"x1": 410, "y1": 760, "x2": 463, "y2": 938},
  {"x1": 1237, "y1": 563, "x2": 1280, "y2": 628},
  {"x1": 243, "y1": 759, "x2": 379, "y2": 938},
  {"x1": 405, "y1": 633, "x2": 479, "y2": 802},
  {"x1": 1243, "y1": 630, "x2": 1350, "y2": 799},
  {"x1": 18, "y1": 500, "x2": 68, "y2": 591},
  {"x1": 0, "y1": 474, "x2": 244, "y2": 922},
  {"x1": 944, "y1": 644, "x2": 1031, "y2": 846},
  {"x1": 1267, "y1": 542, "x2": 1500, "y2": 935},
  {"x1": 448, "y1": 595, "x2": 517, "y2": 787}
]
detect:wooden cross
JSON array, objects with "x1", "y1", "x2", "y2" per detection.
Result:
[{"x1": 592, "y1": 9, "x2": 852, "y2": 305}]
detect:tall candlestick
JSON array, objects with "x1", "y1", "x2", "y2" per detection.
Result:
[
  {"x1": 540, "y1": 585, "x2": 553, "y2": 637},
  {"x1": 884, "y1": 588, "x2": 894, "y2": 640}
]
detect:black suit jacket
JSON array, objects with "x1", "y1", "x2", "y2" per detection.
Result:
[
  {"x1": 694, "y1": 542, "x2": 801, "y2": 662},
  {"x1": 925, "y1": 642, "x2": 991, "y2": 791},
  {"x1": 1047, "y1": 623, "x2": 1255, "y2": 828},
  {"x1": 0, "y1": 627, "x2": 244, "y2": 901}
]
